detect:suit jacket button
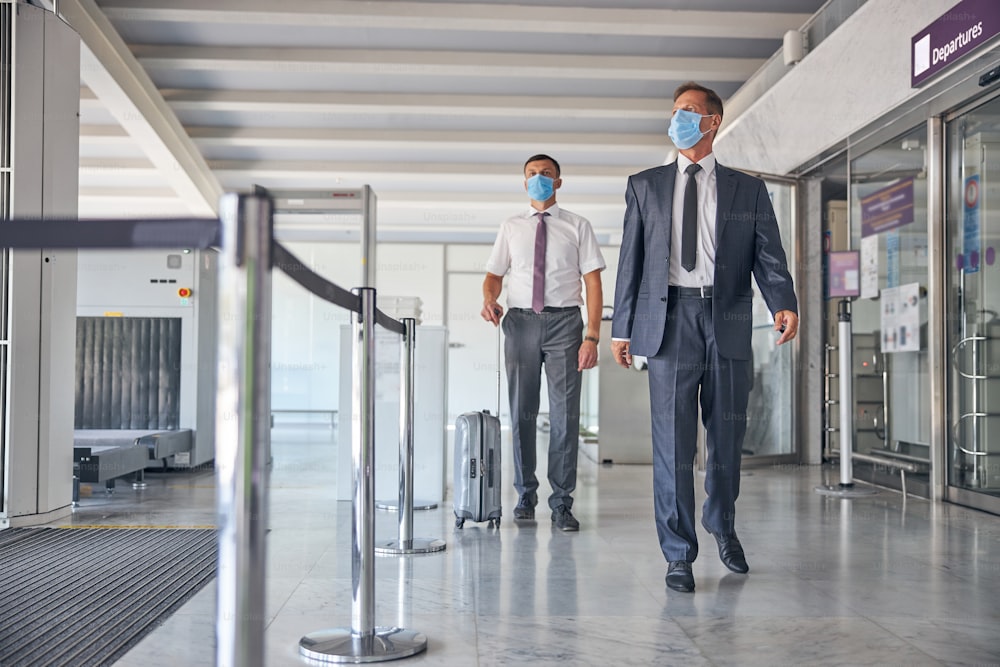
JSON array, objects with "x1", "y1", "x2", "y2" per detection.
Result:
[{"x1": 660, "y1": 297, "x2": 667, "y2": 302}]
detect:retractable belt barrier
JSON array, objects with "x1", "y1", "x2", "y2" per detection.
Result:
[{"x1": 0, "y1": 192, "x2": 439, "y2": 666}]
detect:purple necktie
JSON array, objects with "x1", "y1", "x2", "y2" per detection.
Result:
[{"x1": 532, "y1": 211, "x2": 548, "y2": 313}]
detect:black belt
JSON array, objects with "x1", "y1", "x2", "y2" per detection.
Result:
[
  {"x1": 510, "y1": 306, "x2": 579, "y2": 313},
  {"x1": 667, "y1": 285, "x2": 713, "y2": 298}
]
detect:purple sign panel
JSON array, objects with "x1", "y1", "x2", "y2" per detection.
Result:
[
  {"x1": 828, "y1": 250, "x2": 860, "y2": 298},
  {"x1": 861, "y1": 178, "x2": 914, "y2": 238},
  {"x1": 912, "y1": 0, "x2": 1000, "y2": 88}
]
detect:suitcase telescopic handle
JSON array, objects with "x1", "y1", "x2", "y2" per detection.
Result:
[{"x1": 496, "y1": 322, "x2": 501, "y2": 418}]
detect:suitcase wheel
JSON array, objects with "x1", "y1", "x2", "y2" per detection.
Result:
[
  {"x1": 455, "y1": 517, "x2": 465, "y2": 529},
  {"x1": 488, "y1": 518, "x2": 498, "y2": 529}
]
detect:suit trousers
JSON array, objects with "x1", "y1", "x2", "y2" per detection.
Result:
[
  {"x1": 646, "y1": 293, "x2": 752, "y2": 563},
  {"x1": 502, "y1": 308, "x2": 582, "y2": 510}
]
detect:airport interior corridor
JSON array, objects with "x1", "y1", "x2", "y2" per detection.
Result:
[{"x1": 47, "y1": 425, "x2": 1000, "y2": 667}]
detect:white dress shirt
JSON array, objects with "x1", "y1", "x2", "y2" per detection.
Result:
[
  {"x1": 669, "y1": 153, "x2": 717, "y2": 288},
  {"x1": 485, "y1": 203, "x2": 606, "y2": 309}
]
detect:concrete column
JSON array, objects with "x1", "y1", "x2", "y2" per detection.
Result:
[
  {"x1": 2, "y1": 3, "x2": 80, "y2": 527},
  {"x1": 799, "y1": 177, "x2": 825, "y2": 466}
]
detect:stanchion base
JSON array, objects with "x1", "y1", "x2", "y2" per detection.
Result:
[
  {"x1": 299, "y1": 627, "x2": 426, "y2": 664},
  {"x1": 814, "y1": 484, "x2": 879, "y2": 497},
  {"x1": 375, "y1": 499, "x2": 439, "y2": 511},
  {"x1": 375, "y1": 537, "x2": 446, "y2": 555}
]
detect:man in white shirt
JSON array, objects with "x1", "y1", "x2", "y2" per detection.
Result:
[{"x1": 481, "y1": 154, "x2": 605, "y2": 531}]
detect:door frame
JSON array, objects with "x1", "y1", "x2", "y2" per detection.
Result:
[
  {"x1": 723, "y1": 173, "x2": 805, "y2": 468},
  {"x1": 940, "y1": 89, "x2": 1000, "y2": 514}
]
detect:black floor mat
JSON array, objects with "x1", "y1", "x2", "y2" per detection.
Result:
[{"x1": 0, "y1": 527, "x2": 216, "y2": 667}]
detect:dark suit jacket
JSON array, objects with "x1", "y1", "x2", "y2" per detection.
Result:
[{"x1": 611, "y1": 161, "x2": 798, "y2": 360}]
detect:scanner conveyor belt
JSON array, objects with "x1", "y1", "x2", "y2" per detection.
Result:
[{"x1": 73, "y1": 429, "x2": 193, "y2": 483}]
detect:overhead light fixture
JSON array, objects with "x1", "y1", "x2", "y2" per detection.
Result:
[{"x1": 783, "y1": 30, "x2": 806, "y2": 66}]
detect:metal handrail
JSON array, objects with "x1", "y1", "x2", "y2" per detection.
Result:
[
  {"x1": 951, "y1": 334, "x2": 990, "y2": 380},
  {"x1": 952, "y1": 412, "x2": 1000, "y2": 457}
]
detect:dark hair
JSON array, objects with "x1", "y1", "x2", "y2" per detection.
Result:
[
  {"x1": 523, "y1": 154, "x2": 561, "y2": 177},
  {"x1": 673, "y1": 82, "x2": 724, "y2": 119}
]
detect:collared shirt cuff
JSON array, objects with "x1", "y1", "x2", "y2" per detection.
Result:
[{"x1": 611, "y1": 337, "x2": 630, "y2": 342}]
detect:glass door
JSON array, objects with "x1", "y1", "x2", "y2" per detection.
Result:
[
  {"x1": 946, "y1": 98, "x2": 1000, "y2": 513},
  {"x1": 742, "y1": 178, "x2": 797, "y2": 461},
  {"x1": 841, "y1": 125, "x2": 933, "y2": 495}
]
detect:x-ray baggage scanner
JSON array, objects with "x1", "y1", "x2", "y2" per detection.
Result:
[{"x1": 75, "y1": 248, "x2": 218, "y2": 487}]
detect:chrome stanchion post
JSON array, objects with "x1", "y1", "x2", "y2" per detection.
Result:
[
  {"x1": 374, "y1": 322, "x2": 438, "y2": 513},
  {"x1": 838, "y1": 299, "x2": 854, "y2": 487},
  {"x1": 400, "y1": 318, "x2": 416, "y2": 547},
  {"x1": 299, "y1": 290, "x2": 428, "y2": 663},
  {"x1": 216, "y1": 192, "x2": 273, "y2": 667},
  {"x1": 376, "y1": 318, "x2": 445, "y2": 555},
  {"x1": 816, "y1": 299, "x2": 876, "y2": 497}
]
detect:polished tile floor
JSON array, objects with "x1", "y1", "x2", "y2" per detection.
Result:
[{"x1": 51, "y1": 425, "x2": 1000, "y2": 666}]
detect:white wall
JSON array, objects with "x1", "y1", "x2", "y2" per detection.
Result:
[
  {"x1": 716, "y1": 0, "x2": 963, "y2": 176},
  {"x1": 271, "y1": 240, "x2": 619, "y2": 414},
  {"x1": 271, "y1": 242, "x2": 356, "y2": 412}
]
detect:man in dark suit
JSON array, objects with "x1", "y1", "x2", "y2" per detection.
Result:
[{"x1": 610, "y1": 82, "x2": 798, "y2": 593}]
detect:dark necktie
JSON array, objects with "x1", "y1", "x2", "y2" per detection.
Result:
[
  {"x1": 532, "y1": 211, "x2": 548, "y2": 313},
  {"x1": 681, "y1": 163, "x2": 702, "y2": 272}
]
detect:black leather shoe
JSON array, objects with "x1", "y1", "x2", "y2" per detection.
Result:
[
  {"x1": 513, "y1": 495, "x2": 535, "y2": 520},
  {"x1": 665, "y1": 561, "x2": 695, "y2": 592},
  {"x1": 702, "y1": 517, "x2": 749, "y2": 573},
  {"x1": 551, "y1": 505, "x2": 580, "y2": 531}
]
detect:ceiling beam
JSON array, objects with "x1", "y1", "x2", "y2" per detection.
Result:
[
  {"x1": 374, "y1": 191, "x2": 623, "y2": 205},
  {"x1": 56, "y1": 0, "x2": 223, "y2": 216},
  {"x1": 179, "y1": 126, "x2": 665, "y2": 152},
  {"x1": 79, "y1": 124, "x2": 131, "y2": 141},
  {"x1": 133, "y1": 46, "x2": 761, "y2": 83},
  {"x1": 206, "y1": 159, "x2": 635, "y2": 180},
  {"x1": 88, "y1": 88, "x2": 671, "y2": 120},
  {"x1": 77, "y1": 157, "x2": 640, "y2": 184},
  {"x1": 100, "y1": 0, "x2": 810, "y2": 40}
]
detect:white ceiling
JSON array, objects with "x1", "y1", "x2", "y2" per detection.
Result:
[{"x1": 51, "y1": 0, "x2": 827, "y2": 240}]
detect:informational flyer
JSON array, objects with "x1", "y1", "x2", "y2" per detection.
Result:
[
  {"x1": 828, "y1": 251, "x2": 860, "y2": 298},
  {"x1": 880, "y1": 282, "x2": 920, "y2": 353},
  {"x1": 861, "y1": 234, "x2": 880, "y2": 299},
  {"x1": 963, "y1": 174, "x2": 981, "y2": 273},
  {"x1": 861, "y1": 178, "x2": 914, "y2": 237}
]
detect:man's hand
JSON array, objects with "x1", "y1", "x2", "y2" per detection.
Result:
[
  {"x1": 578, "y1": 339, "x2": 598, "y2": 371},
  {"x1": 774, "y1": 310, "x2": 799, "y2": 345},
  {"x1": 481, "y1": 301, "x2": 504, "y2": 326},
  {"x1": 611, "y1": 340, "x2": 632, "y2": 369}
]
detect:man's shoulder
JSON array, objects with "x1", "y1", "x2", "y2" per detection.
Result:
[
  {"x1": 716, "y1": 163, "x2": 765, "y2": 187},
  {"x1": 630, "y1": 164, "x2": 673, "y2": 182},
  {"x1": 553, "y1": 207, "x2": 591, "y2": 226},
  {"x1": 496, "y1": 211, "x2": 530, "y2": 231}
]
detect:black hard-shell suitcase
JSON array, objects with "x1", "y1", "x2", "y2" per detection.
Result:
[{"x1": 453, "y1": 326, "x2": 503, "y2": 529}]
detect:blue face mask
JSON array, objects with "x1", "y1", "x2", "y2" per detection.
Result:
[
  {"x1": 526, "y1": 174, "x2": 555, "y2": 201},
  {"x1": 668, "y1": 109, "x2": 713, "y2": 150}
]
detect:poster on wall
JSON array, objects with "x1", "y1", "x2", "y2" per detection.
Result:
[
  {"x1": 880, "y1": 282, "x2": 920, "y2": 353},
  {"x1": 861, "y1": 178, "x2": 914, "y2": 238},
  {"x1": 962, "y1": 174, "x2": 981, "y2": 274},
  {"x1": 861, "y1": 235, "x2": 880, "y2": 298},
  {"x1": 828, "y1": 251, "x2": 860, "y2": 298}
]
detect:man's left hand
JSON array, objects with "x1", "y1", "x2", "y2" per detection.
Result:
[
  {"x1": 774, "y1": 310, "x2": 799, "y2": 345},
  {"x1": 578, "y1": 339, "x2": 598, "y2": 371}
]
